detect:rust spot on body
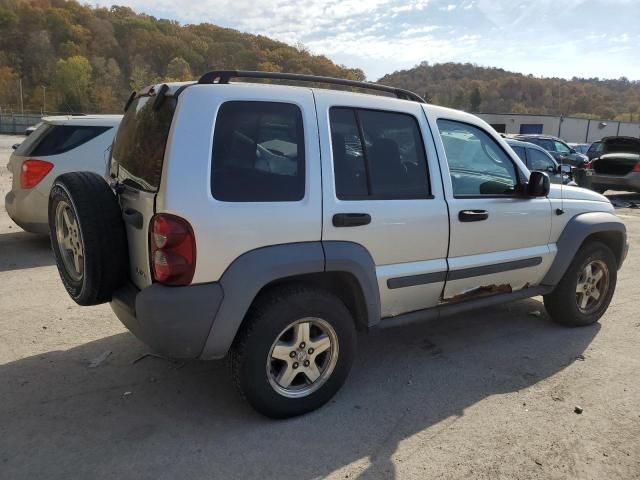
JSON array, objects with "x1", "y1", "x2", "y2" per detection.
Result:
[{"x1": 444, "y1": 284, "x2": 512, "y2": 303}]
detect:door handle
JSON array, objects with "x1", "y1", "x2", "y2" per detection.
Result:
[
  {"x1": 333, "y1": 213, "x2": 371, "y2": 227},
  {"x1": 458, "y1": 210, "x2": 489, "y2": 222}
]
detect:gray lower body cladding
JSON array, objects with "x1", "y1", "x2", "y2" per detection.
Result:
[
  {"x1": 109, "y1": 241, "x2": 377, "y2": 360},
  {"x1": 111, "y1": 282, "x2": 223, "y2": 359}
]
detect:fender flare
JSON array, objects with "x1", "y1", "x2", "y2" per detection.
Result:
[
  {"x1": 199, "y1": 241, "x2": 380, "y2": 359},
  {"x1": 541, "y1": 211, "x2": 627, "y2": 286}
]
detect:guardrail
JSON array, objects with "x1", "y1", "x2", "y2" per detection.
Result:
[{"x1": 0, "y1": 113, "x2": 44, "y2": 135}]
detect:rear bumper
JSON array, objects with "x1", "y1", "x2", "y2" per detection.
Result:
[
  {"x1": 111, "y1": 282, "x2": 223, "y2": 359},
  {"x1": 589, "y1": 172, "x2": 640, "y2": 192},
  {"x1": 5, "y1": 189, "x2": 50, "y2": 234}
]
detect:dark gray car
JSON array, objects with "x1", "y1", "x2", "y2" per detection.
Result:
[
  {"x1": 506, "y1": 139, "x2": 573, "y2": 184},
  {"x1": 513, "y1": 134, "x2": 588, "y2": 168}
]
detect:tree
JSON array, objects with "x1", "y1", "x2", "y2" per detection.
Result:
[
  {"x1": 166, "y1": 56, "x2": 192, "y2": 81},
  {"x1": 469, "y1": 85, "x2": 481, "y2": 112},
  {"x1": 0, "y1": 65, "x2": 19, "y2": 109},
  {"x1": 53, "y1": 55, "x2": 92, "y2": 112}
]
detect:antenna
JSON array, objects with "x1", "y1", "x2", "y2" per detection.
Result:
[{"x1": 556, "y1": 144, "x2": 565, "y2": 216}]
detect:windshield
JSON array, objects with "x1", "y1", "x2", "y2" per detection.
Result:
[{"x1": 111, "y1": 94, "x2": 176, "y2": 191}]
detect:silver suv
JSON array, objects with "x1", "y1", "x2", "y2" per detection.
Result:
[{"x1": 48, "y1": 71, "x2": 628, "y2": 418}]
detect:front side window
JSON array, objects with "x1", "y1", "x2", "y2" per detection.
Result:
[
  {"x1": 437, "y1": 119, "x2": 519, "y2": 196},
  {"x1": 527, "y1": 148, "x2": 556, "y2": 172},
  {"x1": 329, "y1": 107, "x2": 430, "y2": 200},
  {"x1": 211, "y1": 101, "x2": 305, "y2": 202},
  {"x1": 554, "y1": 140, "x2": 571, "y2": 154}
]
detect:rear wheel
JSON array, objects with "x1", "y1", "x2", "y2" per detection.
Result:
[
  {"x1": 544, "y1": 241, "x2": 617, "y2": 326},
  {"x1": 231, "y1": 286, "x2": 357, "y2": 418},
  {"x1": 48, "y1": 172, "x2": 128, "y2": 306}
]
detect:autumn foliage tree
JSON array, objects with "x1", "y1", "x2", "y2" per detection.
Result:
[{"x1": 0, "y1": 0, "x2": 364, "y2": 113}]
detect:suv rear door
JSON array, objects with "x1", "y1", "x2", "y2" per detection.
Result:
[
  {"x1": 316, "y1": 92, "x2": 449, "y2": 318},
  {"x1": 109, "y1": 88, "x2": 177, "y2": 289}
]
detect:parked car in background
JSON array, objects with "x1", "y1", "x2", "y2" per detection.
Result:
[
  {"x1": 586, "y1": 141, "x2": 604, "y2": 160},
  {"x1": 569, "y1": 143, "x2": 591, "y2": 155},
  {"x1": 506, "y1": 139, "x2": 574, "y2": 184},
  {"x1": 581, "y1": 136, "x2": 640, "y2": 193},
  {"x1": 5, "y1": 115, "x2": 122, "y2": 234},
  {"x1": 513, "y1": 134, "x2": 588, "y2": 167},
  {"x1": 25, "y1": 122, "x2": 43, "y2": 136}
]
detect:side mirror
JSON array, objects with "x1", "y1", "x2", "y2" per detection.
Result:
[
  {"x1": 12, "y1": 143, "x2": 20, "y2": 150},
  {"x1": 527, "y1": 171, "x2": 550, "y2": 197},
  {"x1": 569, "y1": 148, "x2": 576, "y2": 154}
]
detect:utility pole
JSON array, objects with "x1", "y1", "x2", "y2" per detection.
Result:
[{"x1": 18, "y1": 78, "x2": 24, "y2": 114}]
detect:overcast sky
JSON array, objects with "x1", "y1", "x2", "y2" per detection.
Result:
[{"x1": 94, "y1": 0, "x2": 640, "y2": 81}]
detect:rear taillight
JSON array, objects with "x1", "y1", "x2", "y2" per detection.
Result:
[
  {"x1": 633, "y1": 163, "x2": 640, "y2": 173},
  {"x1": 20, "y1": 159, "x2": 53, "y2": 189},
  {"x1": 585, "y1": 160, "x2": 593, "y2": 169},
  {"x1": 150, "y1": 214, "x2": 196, "y2": 285}
]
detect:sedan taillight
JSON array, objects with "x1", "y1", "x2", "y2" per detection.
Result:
[
  {"x1": 633, "y1": 163, "x2": 640, "y2": 173},
  {"x1": 20, "y1": 159, "x2": 53, "y2": 189},
  {"x1": 150, "y1": 214, "x2": 196, "y2": 285}
]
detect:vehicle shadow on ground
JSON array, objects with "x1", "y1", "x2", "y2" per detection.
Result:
[
  {"x1": 0, "y1": 298, "x2": 599, "y2": 480},
  {"x1": 0, "y1": 231, "x2": 53, "y2": 273}
]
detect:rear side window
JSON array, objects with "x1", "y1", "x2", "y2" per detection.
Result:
[
  {"x1": 329, "y1": 107, "x2": 430, "y2": 200},
  {"x1": 510, "y1": 145, "x2": 526, "y2": 162},
  {"x1": 211, "y1": 101, "x2": 305, "y2": 202},
  {"x1": 16, "y1": 125, "x2": 110, "y2": 157},
  {"x1": 111, "y1": 95, "x2": 176, "y2": 191}
]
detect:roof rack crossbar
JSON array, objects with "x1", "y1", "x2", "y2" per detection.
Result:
[{"x1": 197, "y1": 70, "x2": 425, "y2": 103}]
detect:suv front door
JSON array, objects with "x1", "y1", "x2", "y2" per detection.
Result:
[
  {"x1": 430, "y1": 117, "x2": 554, "y2": 301},
  {"x1": 315, "y1": 92, "x2": 449, "y2": 318}
]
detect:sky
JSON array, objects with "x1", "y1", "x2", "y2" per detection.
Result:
[{"x1": 94, "y1": 0, "x2": 640, "y2": 81}]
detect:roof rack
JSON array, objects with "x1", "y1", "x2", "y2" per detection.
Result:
[{"x1": 197, "y1": 70, "x2": 425, "y2": 103}]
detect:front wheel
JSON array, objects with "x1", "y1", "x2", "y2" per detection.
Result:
[
  {"x1": 544, "y1": 241, "x2": 617, "y2": 326},
  {"x1": 230, "y1": 286, "x2": 357, "y2": 418}
]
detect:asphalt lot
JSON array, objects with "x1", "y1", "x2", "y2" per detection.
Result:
[{"x1": 1, "y1": 133, "x2": 639, "y2": 480}]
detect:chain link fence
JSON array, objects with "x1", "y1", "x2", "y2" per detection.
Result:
[{"x1": 0, "y1": 110, "x2": 82, "y2": 135}]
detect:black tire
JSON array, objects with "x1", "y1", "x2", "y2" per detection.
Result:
[
  {"x1": 48, "y1": 172, "x2": 128, "y2": 306},
  {"x1": 543, "y1": 241, "x2": 617, "y2": 326},
  {"x1": 231, "y1": 286, "x2": 357, "y2": 418}
]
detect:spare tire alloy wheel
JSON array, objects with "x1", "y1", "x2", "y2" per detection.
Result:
[
  {"x1": 575, "y1": 259, "x2": 610, "y2": 314},
  {"x1": 267, "y1": 318, "x2": 339, "y2": 398},
  {"x1": 55, "y1": 200, "x2": 84, "y2": 282},
  {"x1": 49, "y1": 172, "x2": 128, "y2": 306}
]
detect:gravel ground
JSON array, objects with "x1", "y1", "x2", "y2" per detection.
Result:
[{"x1": 0, "y1": 133, "x2": 639, "y2": 480}]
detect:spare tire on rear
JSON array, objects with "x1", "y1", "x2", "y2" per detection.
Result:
[{"x1": 48, "y1": 172, "x2": 128, "y2": 306}]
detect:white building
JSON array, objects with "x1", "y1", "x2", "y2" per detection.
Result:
[{"x1": 476, "y1": 113, "x2": 640, "y2": 143}]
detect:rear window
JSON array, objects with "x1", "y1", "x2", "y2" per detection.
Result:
[
  {"x1": 111, "y1": 95, "x2": 176, "y2": 191},
  {"x1": 211, "y1": 101, "x2": 305, "y2": 202},
  {"x1": 15, "y1": 124, "x2": 110, "y2": 157}
]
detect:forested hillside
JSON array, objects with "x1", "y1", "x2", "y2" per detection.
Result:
[
  {"x1": 380, "y1": 62, "x2": 640, "y2": 121},
  {"x1": 0, "y1": 0, "x2": 364, "y2": 113},
  {"x1": 1, "y1": 1, "x2": 639, "y2": 120}
]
